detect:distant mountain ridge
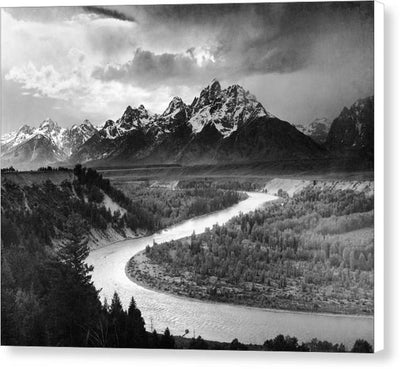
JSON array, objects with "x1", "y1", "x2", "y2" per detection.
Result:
[
  {"x1": 1, "y1": 118, "x2": 96, "y2": 168},
  {"x1": 1, "y1": 81, "x2": 374, "y2": 169},
  {"x1": 295, "y1": 117, "x2": 331, "y2": 145},
  {"x1": 72, "y1": 80, "x2": 325, "y2": 166},
  {"x1": 325, "y1": 96, "x2": 374, "y2": 158}
]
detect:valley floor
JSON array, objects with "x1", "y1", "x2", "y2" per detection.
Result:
[{"x1": 124, "y1": 179, "x2": 374, "y2": 317}]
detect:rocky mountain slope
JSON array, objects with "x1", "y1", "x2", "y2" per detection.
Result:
[
  {"x1": 325, "y1": 96, "x2": 374, "y2": 158},
  {"x1": 1, "y1": 118, "x2": 97, "y2": 169}
]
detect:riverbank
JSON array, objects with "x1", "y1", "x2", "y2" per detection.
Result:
[
  {"x1": 88, "y1": 191, "x2": 373, "y2": 347},
  {"x1": 160, "y1": 331, "x2": 367, "y2": 352},
  {"x1": 126, "y1": 247, "x2": 373, "y2": 316}
]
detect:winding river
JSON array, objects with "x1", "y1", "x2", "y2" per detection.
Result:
[{"x1": 86, "y1": 192, "x2": 373, "y2": 348}]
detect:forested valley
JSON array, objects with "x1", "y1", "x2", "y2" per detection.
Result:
[
  {"x1": 114, "y1": 180, "x2": 246, "y2": 230},
  {"x1": 1, "y1": 167, "x2": 372, "y2": 351},
  {"x1": 0, "y1": 166, "x2": 242, "y2": 347},
  {"x1": 131, "y1": 187, "x2": 374, "y2": 314}
]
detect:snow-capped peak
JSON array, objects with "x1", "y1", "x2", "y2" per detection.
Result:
[
  {"x1": 82, "y1": 119, "x2": 94, "y2": 127},
  {"x1": 311, "y1": 117, "x2": 330, "y2": 125},
  {"x1": 18, "y1": 124, "x2": 32, "y2": 133},
  {"x1": 162, "y1": 97, "x2": 188, "y2": 117},
  {"x1": 1, "y1": 117, "x2": 98, "y2": 161},
  {"x1": 71, "y1": 120, "x2": 95, "y2": 132},
  {"x1": 295, "y1": 117, "x2": 331, "y2": 144},
  {"x1": 1, "y1": 124, "x2": 35, "y2": 147},
  {"x1": 209, "y1": 78, "x2": 221, "y2": 91},
  {"x1": 39, "y1": 117, "x2": 59, "y2": 131},
  {"x1": 1, "y1": 130, "x2": 17, "y2": 146},
  {"x1": 100, "y1": 104, "x2": 154, "y2": 139},
  {"x1": 188, "y1": 80, "x2": 274, "y2": 137}
]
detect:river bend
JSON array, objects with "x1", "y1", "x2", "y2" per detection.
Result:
[{"x1": 86, "y1": 192, "x2": 373, "y2": 347}]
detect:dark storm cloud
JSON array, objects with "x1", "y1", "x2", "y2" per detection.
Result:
[
  {"x1": 2, "y1": 2, "x2": 375, "y2": 132},
  {"x1": 93, "y1": 48, "x2": 203, "y2": 84},
  {"x1": 215, "y1": 1, "x2": 373, "y2": 75},
  {"x1": 92, "y1": 2, "x2": 373, "y2": 84},
  {"x1": 83, "y1": 6, "x2": 136, "y2": 23}
]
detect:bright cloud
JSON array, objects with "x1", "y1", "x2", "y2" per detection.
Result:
[{"x1": 1, "y1": 3, "x2": 374, "y2": 132}]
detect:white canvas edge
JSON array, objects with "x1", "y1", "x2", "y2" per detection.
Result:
[{"x1": 373, "y1": 0, "x2": 384, "y2": 354}]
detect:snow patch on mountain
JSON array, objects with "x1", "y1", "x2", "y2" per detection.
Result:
[
  {"x1": 295, "y1": 117, "x2": 331, "y2": 144},
  {"x1": 101, "y1": 105, "x2": 154, "y2": 139},
  {"x1": 1, "y1": 118, "x2": 98, "y2": 166},
  {"x1": 189, "y1": 80, "x2": 274, "y2": 137}
]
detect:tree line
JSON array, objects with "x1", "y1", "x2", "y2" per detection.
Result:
[{"x1": 114, "y1": 180, "x2": 245, "y2": 230}]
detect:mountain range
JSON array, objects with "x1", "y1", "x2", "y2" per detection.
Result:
[
  {"x1": 1, "y1": 119, "x2": 97, "y2": 168},
  {"x1": 0, "y1": 80, "x2": 374, "y2": 169}
]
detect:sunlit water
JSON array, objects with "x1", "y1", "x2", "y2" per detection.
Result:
[{"x1": 86, "y1": 192, "x2": 373, "y2": 348}]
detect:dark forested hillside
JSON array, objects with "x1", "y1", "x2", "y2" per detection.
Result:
[
  {"x1": 1, "y1": 207, "x2": 165, "y2": 347},
  {"x1": 1, "y1": 167, "x2": 144, "y2": 346},
  {"x1": 0, "y1": 166, "x2": 243, "y2": 346}
]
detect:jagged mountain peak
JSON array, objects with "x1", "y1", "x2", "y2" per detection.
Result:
[
  {"x1": 71, "y1": 120, "x2": 91, "y2": 130},
  {"x1": 325, "y1": 96, "x2": 374, "y2": 155},
  {"x1": 339, "y1": 96, "x2": 373, "y2": 119},
  {"x1": 162, "y1": 96, "x2": 189, "y2": 117},
  {"x1": 121, "y1": 104, "x2": 149, "y2": 118},
  {"x1": 194, "y1": 79, "x2": 223, "y2": 108},
  {"x1": 189, "y1": 80, "x2": 273, "y2": 137},
  {"x1": 1, "y1": 117, "x2": 99, "y2": 168},
  {"x1": 100, "y1": 104, "x2": 153, "y2": 139},
  {"x1": 209, "y1": 78, "x2": 221, "y2": 91},
  {"x1": 39, "y1": 117, "x2": 59, "y2": 131},
  {"x1": 18, "y1": 124, "x2": 34, "y2": 135},
  {"x1": 103, "y1": 120, "x2": 115, "y2": 129},
  {"x1": 353, "y1": 96, "x2": 373, "y2": 108},
  {"x1": 82, "y1": 119, "x2": 94, "y2": 127},
  {"x1": 171, "y1": 96, "x2": 184, "y2": 103}
]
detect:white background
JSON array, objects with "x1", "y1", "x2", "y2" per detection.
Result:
[{"x1": 0, "y1": 0, "x2": 398, "y2": 368}]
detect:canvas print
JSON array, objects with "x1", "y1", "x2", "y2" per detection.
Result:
[{"x1": 1, "y1": 2, "x2": 375, "y2": 352}]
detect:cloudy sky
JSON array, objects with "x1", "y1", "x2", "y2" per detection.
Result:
[{"x1": 1, "y1": 2, "x2": 374, "y2": 133}]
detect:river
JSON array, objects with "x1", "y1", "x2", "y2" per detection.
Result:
[{"x1": 86, "y1": 192, "x2": 373, "y2": 348}]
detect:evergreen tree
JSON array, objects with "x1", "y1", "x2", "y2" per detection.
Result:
[
  {"x1": 58, "y1": 214, "x2": 91, "y2": 280},
  {"x1": 126, "y1": 297, "x2": 147, "y2": 347},
  {"x1": 160, "y1": 327, "x2": 175, "y2": 349},
  {"x1": 108, "y1": 292, "x2": 127, "y2": 347},
  {"x1": 150, "y1": 329, "x2": 160, "y2": 348},
  {"x1": 351, "y1": 339, "x2": 373, "y2": 353},
  {"x1": 43, "y1": 213, "x2": 101, "y2": 346}
]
